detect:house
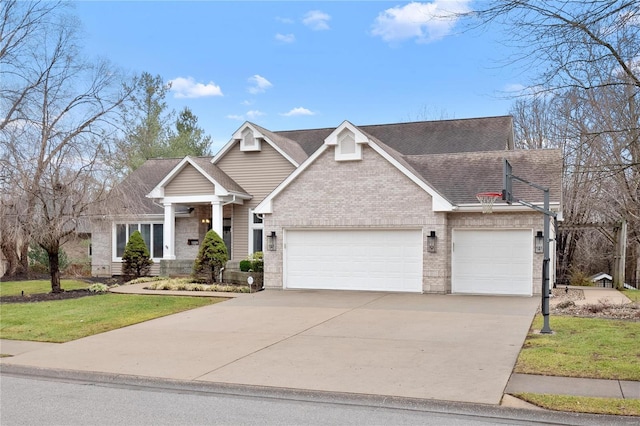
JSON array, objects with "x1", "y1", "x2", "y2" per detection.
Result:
[
  {"x1": 91, "y1": 116, "x2": 563, "y2": 295},
  {"x1": 589, "y1": 273, "x2": 613, "y2": 288}
]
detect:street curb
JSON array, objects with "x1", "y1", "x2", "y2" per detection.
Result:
[{"x1": 2, "y1": 364, "x2": 638, "y2": 426}]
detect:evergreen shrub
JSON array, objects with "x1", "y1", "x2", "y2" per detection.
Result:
[{"x1": 121, "y1": 230, "x2": 153, "y2": 281}]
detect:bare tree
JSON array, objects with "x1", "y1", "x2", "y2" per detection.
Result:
[
  {"x1": 0, "y1": 1, "x2": 131, "y2": 291},
  {"x1": 510, "y1": 95, "x2": 561, "y2": 149},
  {"x1": 470, "y1": 1, "x2": 639, "y2": 283},
  {"x1": 467, "y1": 1, "x2": 639, "y2": 92}
]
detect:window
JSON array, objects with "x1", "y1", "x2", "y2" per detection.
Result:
[
  {"x1": 115, "y1": 223, "x2": 163, "y2": 259},
  {"x1": 249, "y1": 211, "x2": 263, "y2": 253}
]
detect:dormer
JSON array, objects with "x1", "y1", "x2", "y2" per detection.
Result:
[
  {"x1": 240, "y1": 127, "x2": 261, "y2": 151},
  {"x1": 324, "y1": 121, "x2": 368, "y2": 161},
  {"x1": 234, "y1": 125, "x2": 261, "y2": 152}
]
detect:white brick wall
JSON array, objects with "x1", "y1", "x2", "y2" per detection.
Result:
[
  {"x1": 264, "y1": 146, "x2": 447, "y2": 293},
  {"x1": 90, "y1": 219, "x2": 112, "y2": 277},
  {"x1": 263, "y1": 145, "x2": 548, "y2": 295}
]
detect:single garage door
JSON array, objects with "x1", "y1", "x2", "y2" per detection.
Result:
[
  {"x1": 285, "y1": 229, "x2": 422, "y2": 292},
  {"x1": 452, "y1": 229, "x2": 532, "y2": 296}
]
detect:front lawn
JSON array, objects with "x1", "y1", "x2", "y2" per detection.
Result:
[
  {"x1": 515, "y1": 315, "x2": 640, "y2": 381},
  {"x1": 515, "y1": 393, "x2": 640, "y2": 416},
  {"x1": 623, "y1": 289, "x2": 640, "y2": 302},
  {"x1": 512, "y1": 313, "x2": 640, "y2": 415},
  {"x1": 0, "y1": 279, "x2": 90, "y2": 296},
  {"x1": 0, "y1": 293, "x2": 223, "y2": 343}
]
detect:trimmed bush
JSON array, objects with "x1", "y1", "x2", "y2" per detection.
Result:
[
  {"x1": 239, "y1": 259, "x2": 252, "y2": 272},
  {"x1": 251, "y1": 251, "x2": 264, "y2": 272},
  {"x1": 121, "y1": 230, "x2": 153, "y2": 281},
  {"x1": 239, "y1": 252, "x2": 264, "y2": 272},
  {"x1": 88, "y1": 283, "x2": 109, "y2": 293},
  {"x1": 194, "y1": 230, "x2": 228, "y2": 284}
]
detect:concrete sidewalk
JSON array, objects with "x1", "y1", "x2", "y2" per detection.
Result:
[
  {"x1": 506, "y1": 373, "x2": 639, "y2": 400},
  {"x1": 551, "y1": 285, "x2": 633, "y2": 306}
]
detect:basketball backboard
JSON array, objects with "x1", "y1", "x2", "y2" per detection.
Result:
[{"x1": 502, "y1": 158, "x2": 513, "y2": 204}]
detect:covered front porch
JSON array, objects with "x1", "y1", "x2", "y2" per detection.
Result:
[{"x1": 145, "y1": 156, "x2": 253, "y2": 270}]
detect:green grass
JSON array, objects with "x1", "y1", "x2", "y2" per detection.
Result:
[
  {"x1": 0, "y1": 293, "x2": 223, "y2": 342},
  {"x1": 515, "y1": 393, "x2": 640, "y2": 416},
  {"x1": 515, "y1": 315, "x2": 640, "y2": 380},
  {"x1": 0, "y1": 279, "x2": 90, "y2": 296},
  {"x1": 622, "y1": 289, "x2": 640, "y2": 302}
]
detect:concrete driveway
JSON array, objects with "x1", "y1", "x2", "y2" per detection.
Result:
[{"x1": 1, "y1": 290, "x2": 539, "y2": 405}]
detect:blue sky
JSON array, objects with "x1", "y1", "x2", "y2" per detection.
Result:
[{"x1": 74, "y1": 1, "x2": 526, "y2": 152}]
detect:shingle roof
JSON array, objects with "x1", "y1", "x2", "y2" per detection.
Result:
[
  {"x1": 359, "y1": 128, "x2": 450, "y2": 203},
  {"x1": 110, "y1": 158, "x2": 183, "y2": 215},
  {"x1": 189, "y1": 156, "x2": 249, "y2": 195},
  {"x1": 110, "y1": 116, "x2": 555, "y2": 214},
  {"x1": 109, "y1": 156, "x2": 249, "y2": 216},
  {"x1": 249, "y1": 122, "x2": 309, "y2": 165},
  {"x1": 273, "y1": 116, "x2": 514, "y2": 157},
  {"x1": 404, "y1": 149, "x2": 563, "y2": 205}
]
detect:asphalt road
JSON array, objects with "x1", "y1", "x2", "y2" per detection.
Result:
[{"x1": 1, "y1": 373, "x2": 636, "y2": 426}]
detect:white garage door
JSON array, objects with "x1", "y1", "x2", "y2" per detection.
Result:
[
  {"x1": 285, "y1": 229, "x2": 422, "y2": 292},
  {"x1": 452, "y1": 230, "x2": 532, "y2": 296}
]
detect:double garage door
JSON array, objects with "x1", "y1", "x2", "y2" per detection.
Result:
[
  {"x1": 285, "y1": 229, "x2": 423, "y2": 292},
  {"x1": 283, "y1": 229, "x2": 533, "y2": 295},
  {"x1": 452, "y1": 229, "x2": 533, "y2": 296}
]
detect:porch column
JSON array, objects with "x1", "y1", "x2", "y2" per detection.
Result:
[
  {"x1": 163, "y1": 203, "x2": 176, "y2": 260},
  {"x1": 211, "y1": 200, "x2": 223, "y2": 237}
]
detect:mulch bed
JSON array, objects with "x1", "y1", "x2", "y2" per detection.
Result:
[
  {"x1": 0, "y1": 275, "x2": 122, "y2": 304},
  {"x1": 548, "y1": 288, "x2": 640, "y2": 321},
  {"x1": 0, "y1": 289, "x2": 101, "y2": 304}
]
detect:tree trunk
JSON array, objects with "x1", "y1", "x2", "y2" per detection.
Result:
[
  {"x1": 19, "y1": 240, "x2": 29, "y2": 275},
  {"x1": 48, "y1": 249, "x2": 62, "y2": 293},
  {"x1": 1, "y1": 240, "x2": 27, "y2": 277}
]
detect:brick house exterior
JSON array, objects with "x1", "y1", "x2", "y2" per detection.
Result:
[{"x1": 92, "y1": 116, "x2": 562, "y2": 295}]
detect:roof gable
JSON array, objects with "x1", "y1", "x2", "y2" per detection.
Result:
[
  {"x1": 255, "y1": 123, "x2": 454, "y2": 214},
  {"x1": 147, "y1": 156, "x2": 248, "y2": 199},
  {"x1": 213, "y1": 122, "x2": 307, "y2": 167}
]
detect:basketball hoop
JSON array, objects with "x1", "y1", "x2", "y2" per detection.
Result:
[{"x1": 476, "y1": 192, "x2": 502, "y2": 214}]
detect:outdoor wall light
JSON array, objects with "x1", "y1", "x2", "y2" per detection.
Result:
[
  {"x1": 427, "y1": 230, "x2": 437, "y2": 253},
  {"x1": 535, "y1": 231, "x2": 544, "y2": 253},
  {"x1": 267, "y1": 231, "x2": 277, "y2": 251},
  {"x1": 201, "y1": 218, "x2": 210, "y2": 224}
]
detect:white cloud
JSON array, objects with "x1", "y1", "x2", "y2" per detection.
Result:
[
  {"x1": 280, "y1": 107, "x2": 315, "y2": 117},
  {"x1": 371, "y1": 1, "x2": 470, "y2": 44},
  {"x1": 169, "y1": 76, "x2": 223, "y2": 98},
  {"x1": 226, "y1": 110, "x2": 266, "y2": 121},
  {"x1": 303, "y1": 10, "x2": 331, "y2": 31},
  {"x1": 241, "y1": 100, "x2": 254, "y2": 106},
  {"x1": 247, "y1": 75, "x2": 273, "y2": 94},
  {"x1": 246, "y1": 110, "x2": 265, "y2": 119},
  {"x1": 275, "y1": 33, "x2": 296, "y2": 43}
]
